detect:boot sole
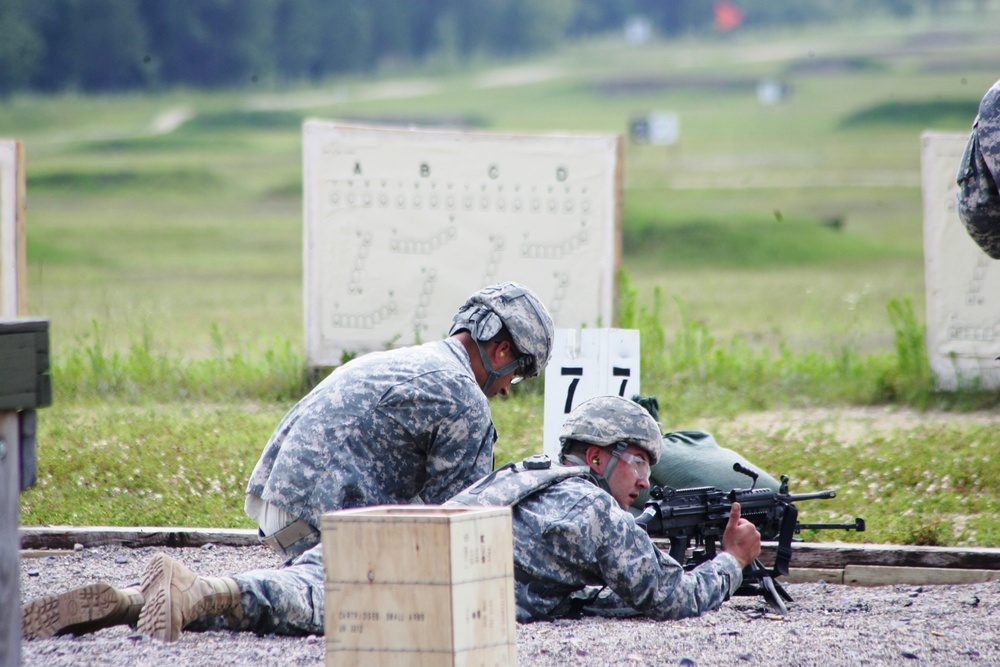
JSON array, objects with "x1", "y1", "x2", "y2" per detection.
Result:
[
  {"x1": 137, "y1": 553, "x2": 177, "y2": 642},
  {"x1": 22, "y1": 581, "x2": 125, "y2": 640}
]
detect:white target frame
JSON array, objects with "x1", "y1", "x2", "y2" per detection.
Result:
[
  {"x1": 921, "y1": 131, "x2": 1000, "y2": 390},
  {"x1": 303, "y1": 121, "x2": 622, "y2": 368}
]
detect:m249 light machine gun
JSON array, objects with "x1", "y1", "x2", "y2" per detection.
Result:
[{"x1": 635, "y1": 463, "x2": 865, "y2": 615}]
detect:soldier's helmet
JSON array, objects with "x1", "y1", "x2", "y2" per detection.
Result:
[
  {"x1": 449, "y1": 282, "x2": 554, "y2": 379},
  {"x1": 559, "y1": 395, "x2": 662, "y2": 465}
]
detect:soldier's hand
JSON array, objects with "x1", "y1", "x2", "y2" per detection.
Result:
[{"x1": 720, "y1": 502, "x2": 761, "y2": 568}]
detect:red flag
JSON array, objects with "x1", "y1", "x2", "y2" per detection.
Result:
[{"x1": 714, "y1": 0, "x2": 744, "y2": 32}]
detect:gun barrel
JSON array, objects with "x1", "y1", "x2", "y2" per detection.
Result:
[{"x1": 784, "y1": 490, "x2": 836, "y2": 502}]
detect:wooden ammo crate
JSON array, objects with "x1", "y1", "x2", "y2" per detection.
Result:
[{"x1": 321, "y1": 505, "x2": 516, "y2": 667}]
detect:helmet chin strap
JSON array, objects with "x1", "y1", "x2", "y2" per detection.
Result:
[
  {"x1": 474, "y1": 339, "x2": 525, "y2": 395},
  {"x1": 562, "y1": 443, "x2": 628, "y2": 494}
]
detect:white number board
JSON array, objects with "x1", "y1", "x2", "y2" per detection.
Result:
[
  {"x1": 542, "y1": 328, "x2": 641, "y2": 459},
  {"x1": 303, "y1": 121, "x2": 622, "y2": 367},
  {"x1": 921, "y1": 132, "x2": 1000, "y2": 389},
  {"x1": 0, "y1": 140, "x2": 24, "y2": 318}
]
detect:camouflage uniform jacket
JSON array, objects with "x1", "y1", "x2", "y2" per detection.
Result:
[
  {"x1": 447, "y1": 462, "x2": 743, "y2": 622},
  {"x1": 246, "y1": 337, "x2": 496, "y2": 529}
]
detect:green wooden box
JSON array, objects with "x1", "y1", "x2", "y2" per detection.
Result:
[{"x1": 0, "y1": 319, "x2": 51, "y2": 411}]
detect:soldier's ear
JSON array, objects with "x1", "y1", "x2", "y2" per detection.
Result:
[{"x1": 586, "y1": 446, "x2": 604, "y2": 471}]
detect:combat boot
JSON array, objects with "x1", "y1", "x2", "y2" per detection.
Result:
[
  {"x1": 22, "y1": 582, "x2": 144, "y2": 640},
  {"x1": 136, "y1": 552, "x2": 242, "y2": 642}
]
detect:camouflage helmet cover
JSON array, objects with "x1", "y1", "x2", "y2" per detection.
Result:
[
  {"x1": 449, "y1": 281, "x2": 554, "y2": 378},
  {"x1": 559, "y1": 395, "x2": 662, "y2": 465}
]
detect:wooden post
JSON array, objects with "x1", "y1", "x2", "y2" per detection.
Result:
[
  {"x1": 0, "y1": 411, "x2": 20, "y2": 666},
  {"x1": 0, "y1": 324, "x2": 50, "y2": 667},
  {"x1": 1, "y1": 138, "x2": 27, "y2": 666}
]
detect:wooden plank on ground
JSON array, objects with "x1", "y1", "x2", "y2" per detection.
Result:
[
  {"x1": 651, "y1": 539, "x2": 1000, "y2": 570},
  {"x1": 763, "y1": 542, "x2": 1000, "y2": 571},
  {"x1": 845, "y1": 565, "x2": 1000, "y2": 586},
  {"x1": 782, "y1": 568, "x2": 845, "y2": 585},
  {"x1": 19, "y1": 526, "x2": 259, "y2": 550}
]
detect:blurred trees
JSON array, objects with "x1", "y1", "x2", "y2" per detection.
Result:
[{"x1": 0, "y1": 0, "x2": 965, "y2": 95}]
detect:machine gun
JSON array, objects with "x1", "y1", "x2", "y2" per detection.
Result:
[{"x1": 634, "y1": 463, "x2": 865, "y2": 614}]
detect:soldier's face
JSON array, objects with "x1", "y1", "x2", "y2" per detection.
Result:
[
  {"x1": 607, "y1": 445, "x2": 651, "y2": 510},
  {"x1": 484, "y1": 340, "x2": 520, "y2": 398},
  {"x1": 486, "y1": 368, "x2": 518, "y2": 398}
]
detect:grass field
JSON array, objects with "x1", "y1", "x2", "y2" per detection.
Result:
[{"x1": 7, "y1": 10, "x2": 1000, "y2": 545}]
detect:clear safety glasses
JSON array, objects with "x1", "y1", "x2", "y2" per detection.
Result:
[
  {"x1": 618, "y1": 451, "x2": 650, "y2": 479},
  {"x1": 509, "y1": 354, "x2": 533, "y2": 385}
]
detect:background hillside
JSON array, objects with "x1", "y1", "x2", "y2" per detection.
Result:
[{"x1": 5, "y1": 6, "x2": 1000, "y2": 544}]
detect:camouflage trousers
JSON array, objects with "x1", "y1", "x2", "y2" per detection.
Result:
[{"x1": 230, "y1": 542, "x2": 326, "y2": 636}]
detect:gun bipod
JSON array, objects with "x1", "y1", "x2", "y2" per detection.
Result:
[{"x1": 735, "y1": 558, "x2": 792, "y2": 615}]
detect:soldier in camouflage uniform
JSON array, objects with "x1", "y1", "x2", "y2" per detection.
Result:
[
  {"x1": 22, "y1": 282, "x2": 555, "y2": 642},
  {"x1": 446, "y1": 395, "x2": 761, "y2": 621},
  {"x1": 245, "y1": 280, "x2": 555, "y2": 559},
  {"x1": 957, "y1": 78, "x2": 1000, "y2": 259}
]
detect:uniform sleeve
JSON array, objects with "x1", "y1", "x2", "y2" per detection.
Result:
[{"x1": 556, "y1": 494, "x2": 744, "y2": 620}]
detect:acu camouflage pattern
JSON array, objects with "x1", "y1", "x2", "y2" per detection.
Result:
[
  {"x1": 957, "y1": 78, "x2": 1000, "y2": 259},
  {"x1": 560, "y1": 395, "x2": 662, "y2": 464},
  {"x1": 446, "y1": 456, "x2": 593, "y2": 509},
  {"x1": 245, "y1": 337, "x2": 496, "y2": 531},
  {"x1": 446, "y1": 460, "x2": 742, "y2": 622},
  {"x1": 230, "y1": 543, "x2": 326, "y2": 635},
  {"x1": 449, "y1": 281, "x2": 555, "y2": 378}
]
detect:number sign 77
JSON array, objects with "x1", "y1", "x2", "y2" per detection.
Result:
[
  {"x1": 541, "y1": 329, "x2": 641, "y2": 459},
  {"x1": 560, "y1": 365, "x2": 633, "y2": 412}
]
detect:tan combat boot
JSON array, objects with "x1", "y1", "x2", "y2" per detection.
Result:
[
  {"x1": 136, "y1": 553, "x2": 242, "y2": 642},
  {"x1": 22, "y1": 582, "x2": 144, "y2": 640}
]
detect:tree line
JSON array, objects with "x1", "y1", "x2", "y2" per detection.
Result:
[{"x1": 0, "y1": 0, "x2": 961, "y2": 96}]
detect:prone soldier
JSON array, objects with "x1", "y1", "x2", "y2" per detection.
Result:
[{"x1": 446, "y1": 395, "x2": 761, "y2": 621}]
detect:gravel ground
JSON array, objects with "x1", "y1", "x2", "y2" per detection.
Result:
[{"x1": 18, "y1": 544, "x2": 1000, "y2": 667}]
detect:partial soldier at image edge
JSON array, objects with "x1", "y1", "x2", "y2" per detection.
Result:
[{"x1": 957, "y1": 78, "x2": 1000, "y2": 260}]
